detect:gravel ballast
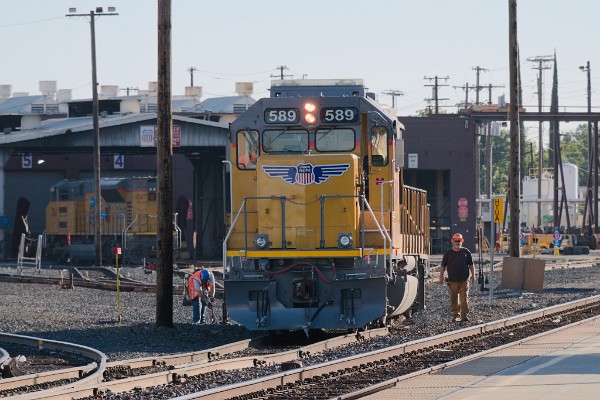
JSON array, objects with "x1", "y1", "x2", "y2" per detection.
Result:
[{"x1": 1, "y1": 257, "x2": 600, "y2": 362}]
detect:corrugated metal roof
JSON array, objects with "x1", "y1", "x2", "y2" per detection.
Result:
[
  {"x1": 172, "y1": 98, "x2": 197, "y2": 112},
  {"x1": 196, "y1": 95, "x2": 255, "y2": 114},
  {"x1": 0, "y1": 113, "x2": 228, "y2": 145},
  {"x1": 0, "y1": 95, "x2": 47, "y2": 114}
]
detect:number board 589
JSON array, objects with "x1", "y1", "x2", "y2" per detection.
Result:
[
  {"x1": 320, "y1": 107, "x2": 359, "y2": 123},
  {"x1": 264, "y1": 108, "x2": 299, "y2": 124}
]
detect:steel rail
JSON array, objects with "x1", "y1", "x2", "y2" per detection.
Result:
[
  {"x1": 9, "y1": 328, "x2": 387, "y2": 400},
  {"x1": 339, "y1": 310, "x2": 600, "y2": 399},
  {"x1": 0, "y1": 332, "x2": 106, "y2": 397},
  {"x1": 0, "y1": 273, "x2": 184, "y2": 293},
  {"x1": 171, "y1": 294, "x2": 600, "y2": 399}
]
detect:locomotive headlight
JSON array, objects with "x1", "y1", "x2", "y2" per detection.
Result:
[
  {"x1": 254, "y1": 234, "x2": 270, "y2": 249},
  {"x1": 304, "y1": 102, "x2": 316, "y2": 112},
  {"x1": 338, "y1": 233, "x2": 353, "y2": 248},
  {"x1": 304, "y1": 113, "x2": 317, "y2": 124},
  {"x1": 303, "y1": 101, "x2": 317, "y2": 124}
]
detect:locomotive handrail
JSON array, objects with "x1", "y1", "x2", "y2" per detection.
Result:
[
  {"x1": 226, "y1": 193, "x2": 391, "y2": 259},
  {"x1": 222, "y1": 199, "x2": 248, "y2": 272},
  {"x1": 360, "y1": 195, "x2": 393, "y2": 280},
  {"x1": 122, "y1": 214, "x2": 140, "y2": 250},
  {"x1": 172, "y1": 212, "x2": 182, "y2": 249},
  {"x1": 122, "y1": 213, "x2": 182, "y2": 251},
  {"x1": 380, "y1": 180, "x2": 394, "y2": 269}
]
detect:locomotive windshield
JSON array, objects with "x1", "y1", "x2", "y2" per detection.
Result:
[
  {"x1": 262, "y1": 129, "x2": 308, "y2": 153},
  {"x1": 237, "y1": 130, "x2": 259, "y2": 169},
  {"x1": 315, "y1": 128, "x2": 355, "y2": 152},
  {"x1": 370, "y1": 126, "x2": 388, "y2": 166}
]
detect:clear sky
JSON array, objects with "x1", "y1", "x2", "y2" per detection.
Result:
[{"x1": 2, "y1": 0, "x2": 599, "y2": 129}]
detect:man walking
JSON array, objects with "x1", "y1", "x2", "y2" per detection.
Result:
[{"x1": 439, "y1": 233, "x2": 475, "y2": 322}]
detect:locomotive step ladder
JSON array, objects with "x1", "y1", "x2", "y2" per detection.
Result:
[{"x1": 17, "y1": 233, "x2": 42, "y2": 274}]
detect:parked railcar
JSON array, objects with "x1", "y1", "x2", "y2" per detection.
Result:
[
  {"x1": 44, "y1": 176, "x2": 181, "y2": 264},
  {"x1": 223, "y1": 79, "x2": 430, "y2": 333}
]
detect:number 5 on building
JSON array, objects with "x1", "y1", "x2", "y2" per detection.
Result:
[{"x1": 22, "y1": 154, "x2": 32, "y2": 168}]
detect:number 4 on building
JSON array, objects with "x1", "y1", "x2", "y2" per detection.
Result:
[{"x1": 114, "y1": 154, "x2": 124, "y2": 169}]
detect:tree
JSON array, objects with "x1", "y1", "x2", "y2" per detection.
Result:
[
  {"x1": 482, "y1": 129, "x2": 538, "y2": 195},
  {"x1": 560, "y1": 124, "x2": 589, "y2": 186}
]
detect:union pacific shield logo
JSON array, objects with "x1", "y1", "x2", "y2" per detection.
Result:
[
  {"x1": 296, "y1": 163, "x2": 313, "y2": 185},
  {"x1": 262, "y1": 163, "x2": 350, "y2": 185}
]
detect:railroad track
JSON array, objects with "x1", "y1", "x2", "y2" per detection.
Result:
[
  {"x1": 178, "y1": 294, "x2": 600, "y2": 400},
  {"x1": 0, "y1": 267, "x2": 184, "y2": 293},
  {"x1": 6, "y1": 295, "x2": 600, "y2": 399},
  {"x1": 0, "y1": 328, "x2": 388, "y2": 399},
  {"x1": 0, "y1": 332, "x2": 105, "y2": 398}
]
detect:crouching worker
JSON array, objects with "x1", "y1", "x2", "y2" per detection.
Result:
[{"x1": 188, "y1": 266, "x2": 216, "y2": 324}]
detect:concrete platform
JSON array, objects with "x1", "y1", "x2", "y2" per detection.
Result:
[{"x1": 364, "y1": 317, "x2": 600, "y2": 399}]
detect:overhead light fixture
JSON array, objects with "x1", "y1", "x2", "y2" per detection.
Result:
[
  {"x1": 107, "y1": 6, "x2": 116, "y2": 12},
  {"x1": 69, "y1": 7, "x2": 77, "y2": 12},
  {"x1": 96, "y1": 7, "x2": 103, "y2": 13},
  {"x1": 37, "y1": 159, "x2": 45, "y2": 165}
]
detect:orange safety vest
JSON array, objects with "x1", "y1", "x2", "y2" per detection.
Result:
[
  {"x1": 187, "y1": 270, "x2": 202, "y2": 300},
  {"x1": 188, "y1": 270, "x2": 212, "y2": 300}
]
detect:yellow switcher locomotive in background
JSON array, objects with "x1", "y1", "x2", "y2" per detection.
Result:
[
  {"x1": 224, "y1": 79, "x2": 430, "y2": 333},
  {"x1": 45, "y1": 177, "x2": 181, "y2": 264}
]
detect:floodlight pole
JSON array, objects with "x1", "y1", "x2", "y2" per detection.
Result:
[{"x1": 66, "y1": 8, "x2": 118, "y2": 267}]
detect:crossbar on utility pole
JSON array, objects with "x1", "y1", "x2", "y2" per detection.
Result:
[
  {"x1": 382, "y1": 90, "x2": 404, "y2": 111},
  {"x1": 66, "y1": 7, "x2": 118, "y2": 267}
]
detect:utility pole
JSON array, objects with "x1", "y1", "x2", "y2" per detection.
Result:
[
  {"x1": 508, "y1": 0, "x2": 520, "y2": 258},
  {"x1": 271, "y1": 65, "x2": 292, "y2": 80},
  {"x1": 485, "y1": 83, "x2": 504, "y2": 207},
  {"x1": 187, "y1": 67, "x2": 198, "y2": 87},
  {"x1": 472, "y1": 66, "x2": 489, "y2": 105},
  {"x1": 156, "y1": 0, "x2": 174, "y2": 327},
  {"x1": 487, "y1": 83, "x2": 505, "y2": 104},
  {"x1": 424, "y1": 76, "x2": 449, "y2": 114},
  {"x1": 120, "y1": 87, "x2": 138, "y2": 96},
  {"x1": 452, "y1": 83, "x2": 474, "y2": 109},
  {"x1": 66, "y1": 6, "x2": 118, "y2": 268},
  {"x1": 528, "y1": 55, "x2": 552, "y2": 228},
  {"x1": 579, "y1": 61, "x2": 595, "y2": 232},
  {"x1": 382, "y1": 90, "x2": 404, "y2": 111}
]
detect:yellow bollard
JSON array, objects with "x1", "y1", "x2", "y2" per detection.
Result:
[{"x1": 554, "y1": 246, "x2": 560, "y2": 256}]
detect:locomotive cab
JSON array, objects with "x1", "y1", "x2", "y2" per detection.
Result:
[{"x1": 224, "y1": 79, "x2": 429, "y2": 332}]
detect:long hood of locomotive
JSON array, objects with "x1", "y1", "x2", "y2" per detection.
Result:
[{"x1": 256, "y1": 153, "x2": 359, "y2": 250}]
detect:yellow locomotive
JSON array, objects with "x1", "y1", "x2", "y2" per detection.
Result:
[
  {"x1": 45, "y1": 176, "x2": 179, "y2": 264},
  {"x1": 224, "y1": 79, "x2": 430, "y2": 332}
]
